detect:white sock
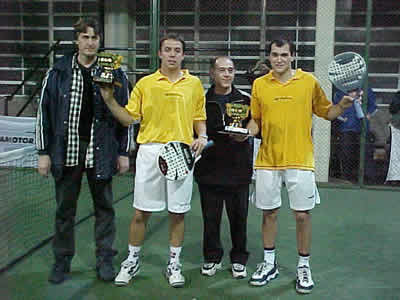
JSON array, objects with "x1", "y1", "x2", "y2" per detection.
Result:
[
  {"x1": 263, "y1": 248, "x2": 275, "y2": 265},
  {"x1": 169, "y1": 246, "x2": 182, "y2": 264},
  {"x1": 128, "y1": 245, "x2": 141, "y2": 261},
  {"x1": 298, "y1": 254, "x2": 310, "y2": 268}
]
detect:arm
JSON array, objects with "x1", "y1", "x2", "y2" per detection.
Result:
[
  {"x1": 36, "y1": 70, "x2": 54, "y2": 177},
  {"x1": 191, "y1": 80, "x2": 208, "y2": 156},
  {"x1": 114, "y1": 71, "x2": 132, "y2": 174},
  {"x1": 326, "y1": 95, "x2": 354, "y2": 120},
  {"x1": 247, "y1": 118, "x2": 260, "y2": 136},
  {"x1": 99, "y1": 84, "x2": 137, "y2": 127},
  {"x1": 192, "y1": 120, "x2": 207, "y2": 156},
  {"x1": 247, "y1": 83, "x2": 261, "y2": 136},
  {"x1": 366, "y1": 88, "x2": 378, "y2": 120}
]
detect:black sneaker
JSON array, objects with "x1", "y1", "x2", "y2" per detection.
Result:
[
  {"x1": 48, "y1": 260, "x2": 71, "y2": 284},
  {"x1": 96, "y1": 256, "x2": 115, "y2": 281}
]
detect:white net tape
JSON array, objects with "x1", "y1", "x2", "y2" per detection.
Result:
[{"x1": 0, "y1": 146, "x2": 38, "y2": 167}]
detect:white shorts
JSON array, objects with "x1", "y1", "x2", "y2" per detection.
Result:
[
  {"x1": 254, "y1": 169, "x2": 320, "y2": 211},
  {"x1": 133, "y1": 143, "x2": 193, "y2": 213}
]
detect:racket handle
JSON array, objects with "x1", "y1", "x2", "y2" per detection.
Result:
[
  {"x1": 204, "y1": 140, "x2": 214, "y2": 150},
  {"x1": 354, "y1": 100, "x2": 365, "y2": 119}
]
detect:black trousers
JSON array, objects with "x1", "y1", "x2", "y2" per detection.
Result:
[
  {"x1": 198, "y1": 184, "x2": 249, "y2": 265},
  {"x1": 52, "y1": 140, "x2": 115, "y2": 263},
  {"x1": 338, "y1": 131, "x2": 361, "y2": 182}
]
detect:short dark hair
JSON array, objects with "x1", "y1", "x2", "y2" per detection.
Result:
[
  {"x1": 268, "y1": 39, "x2": 295, "y2": 56},
  {"x1": 209, "y1": 56, "x2": 235, "y2": 70},
  {"x1": 73, "y1": 17, "x2": 101, "y2": 40},
  {"x1": 159, "y1": 33, "x2": 186, "y2": 53}
]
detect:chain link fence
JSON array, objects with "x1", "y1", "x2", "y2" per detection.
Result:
[
  {"x1": 2, "y1": 0, "x2": 398, "y2": 187},
  {"x1": 121, "y1": 0, "x2": 399, "y2": 187}
]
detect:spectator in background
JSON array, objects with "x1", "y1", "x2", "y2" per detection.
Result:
[
  {"x1": 385, "y1": 91, "x2": 400, "y2": 186},
  {"x1": 36, "y1": 17, "x2": 131, "y2": 284},
  {"x1": 245, "y1": 59, "x2": 270, "y2": 86},
  {"x1": 333, "y1": 88, "x2": 378, "y2": 183},
  {"x1": 194, "y1": 56, "x2": 252, "y2": 279}
]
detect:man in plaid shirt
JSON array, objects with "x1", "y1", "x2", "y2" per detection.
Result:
[{"x1": 36, "y1": 17, "x2": 131, "y2": 284}]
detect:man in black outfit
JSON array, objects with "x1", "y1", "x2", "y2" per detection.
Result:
[
  {"x1": 194, "y1": 56, "x2": 253, "y2": 279},
  {"x1": 35, "y1": 17, "x2": 131, "y2": 284}
]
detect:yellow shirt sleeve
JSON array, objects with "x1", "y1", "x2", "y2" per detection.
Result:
[
  {"x1": 312, "y1": 80, "x2": 332, "y2": 120},
  {"x1": 193, "y1": 79, "x2": 206, "y2": 121},
  {"x1": 250, "y1": 79, "x2": 261, "y2": 121},
  {"x1": 125, "y1": 83, "x2": 142, "y2": 120}
]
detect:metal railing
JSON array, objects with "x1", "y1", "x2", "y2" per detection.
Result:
[{"x1": 2, "y1": 40, "x2": 61, "y2": 116}]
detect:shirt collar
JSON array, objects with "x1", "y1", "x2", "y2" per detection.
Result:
[
  {"x1": 155, "y1": 69, "x2": 189, "y2": 81},
  {"x1": 266, "y1": 68, "x2": 304, "y2": 82},
  {"x1": 72, "y1": 53, "x2": 80, "y2": 70},
  {"x1": 72, "y1": 53, "x2": 98, "y2": 70}
]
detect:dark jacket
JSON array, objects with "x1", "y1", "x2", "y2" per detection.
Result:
[
  {"x1": 194, "y1": 85, "x2": 253, "y2": 186},
  {"x1": 35, "y1": 54, "x2": 131, "y2": 180}
]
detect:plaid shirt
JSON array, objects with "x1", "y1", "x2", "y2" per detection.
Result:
[{"x1": 65, "y1": 54, "x2": 95, "y2": 168}]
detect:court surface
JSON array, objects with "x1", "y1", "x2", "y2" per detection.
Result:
[{"x1": 2, "y1": 185, "x2": 400, "y2": 300}]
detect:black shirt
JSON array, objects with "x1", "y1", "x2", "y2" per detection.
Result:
[{"x1": 77, "y1": 62, "x2": 94, "y2": 140}]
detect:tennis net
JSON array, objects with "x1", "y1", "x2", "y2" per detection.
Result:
[{"x1": 0, "y1": 146, "x2": 133, "y2": 272}]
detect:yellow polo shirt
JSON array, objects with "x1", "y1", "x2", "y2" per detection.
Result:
[
  {"x1": 125, "y1": 69, "x2": 206, "y2": 145},
  {"x1": 251, "y1": 69, "x2": 332, "y2": 170}
]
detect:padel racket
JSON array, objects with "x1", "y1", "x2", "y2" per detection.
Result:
[
  {"x1": 157, "y1": 140, "x2": 214, "y2": 181},
  {"x1": 328, "y1": 52, "x2": 367, "y2": 119}
]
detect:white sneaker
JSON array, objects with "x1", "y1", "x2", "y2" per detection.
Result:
[
  {"x1": 249, "y1": 261, "x2": 279, "y2": 286},
  {"x1": 296, "y1": 265, "x2": 314, "y2": 294},
  {"x1": 114, "y1": 258, "x2": 140, "y2": 286},
  {"x1": 201, "y1": 262, "x2": 222, "y2": 276},
  {"x1": 232, "y1": 263, "x2": 247, "y2": 279},
  {"x1": 165, "y1": 262, "x2": 185, "y2": 288}
]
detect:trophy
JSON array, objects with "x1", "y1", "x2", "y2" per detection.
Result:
[
  {"x1": 92, "y1": 52, "x2": 123, "y2": 87},
  {"x1": 218, "y1": 102, "x2": 250, "y2": 135}
]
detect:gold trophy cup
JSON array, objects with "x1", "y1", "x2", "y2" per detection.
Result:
[
  {"x1": 93, "y1": 52, "x2": 123, "y2": 87},
  {"x1": 221, "y1": 103, "x2": 250, "y2": 135}
]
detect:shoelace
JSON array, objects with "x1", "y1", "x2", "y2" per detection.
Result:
[
  {"x1": 255, "y1": 262, "x2": 267, "y2": 275},
  {"x1": 168, "y1": 262, "x2": 182, "y2": 272},
  {"x1": 122, "y1": 259, "x2": 137, "y2": 268},
  {"x1": 299, "y1": 267, "x2": 309, "y2": 283}
]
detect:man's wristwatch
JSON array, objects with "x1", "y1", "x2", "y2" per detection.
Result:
[{"x1": 199, "y1": 134, "x2": 208, "y2": 140}]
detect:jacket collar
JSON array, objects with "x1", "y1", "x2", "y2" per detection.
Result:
[
  {"x1": 52, "y1": 53, "x2": 75, "y2": 71},
  {"x1": 53, "y1": 52, "x2": 98, "y2": 72},
  {"x1": 206, "y1": 84, "x2": 241, "y2": 101}
]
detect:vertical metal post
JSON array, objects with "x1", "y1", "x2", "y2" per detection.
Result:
[
  {"x1": 4, "y1": 96, "x2": 9, "y2": 116},
  {"x1": 358, "y1": 0, "x2": 373, "y2": 186},
  {"x1": 150, "y1": 0, "x2": 160, "y2": 72},
  {"x1": 260, "y1": 0, "x2": 267, "y2": 59},
  {"x1": 194, "y1": 0, "x2": 200, "y2": 74}
]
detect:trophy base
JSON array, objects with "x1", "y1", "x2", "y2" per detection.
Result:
[
  {"x1": 217, "y1": 126, "x2": 250, "y2": 137},
  {"x1": 224, "y1": 126, "x2": 249, "y2": 134},
  {"x1": 93, "y1": 76, "x2": 113, "y2": 84},
  {"x1": 93, "y1": 76, "x2": 122, "y2": 88}
]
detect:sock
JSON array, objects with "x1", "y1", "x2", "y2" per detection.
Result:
[
  {"x1": 128, "y1": 245, "x2": 141, "y2": 262},
  {"x1": 298, "y1": 253, "x2": 310, "y2": 268},
  {"x1": 169, "y1": 246, "x2": 182, "y2": 264},
  {"x1": 263, "y1": 247, "x2": 275, "y2": 265}
]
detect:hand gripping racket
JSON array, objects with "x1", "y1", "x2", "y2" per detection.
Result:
[
  {"x1": 328, "y1": 52, "x2": 367, "y2": 119},
  {"x1": 157, "y1": 140, "x2": 214, "y2": 181}
]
